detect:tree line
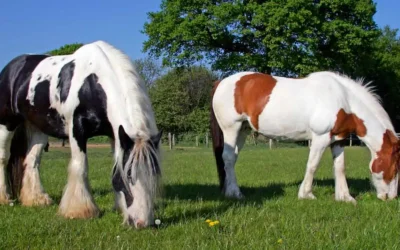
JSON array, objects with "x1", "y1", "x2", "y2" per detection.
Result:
[{"x1": 49, "y1": 0, "x2": 400, "y2": 135}]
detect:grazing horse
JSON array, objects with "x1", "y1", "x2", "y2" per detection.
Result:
[
  {"x1": 211, "y1": 71, "x2": 400, "y2": 202},
  {"x1": 0, "y1": 41, "x2": 162, "y2": 228}
]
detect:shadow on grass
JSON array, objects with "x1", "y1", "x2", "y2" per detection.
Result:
[
  {"x1": 44, "y1": 177, "x2": 373, "y2": 226},
  {"x1": 158, "y1": 177, "x2": 373, "y2": 226},
  {"x1": 313, "y1": 177, "x2": 373, "y2": 197},
  {"x1": 163, "y1": 183, "x2": 285, "y2": 203},
  {"x1": 163, "y1": 177, "x2": 372, "y2": 202}
]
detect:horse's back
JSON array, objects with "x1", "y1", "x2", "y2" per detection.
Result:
[
  {"x1": 0, "y1": 54, "x2": 50, "y2": 130},
  {"x1": 1, "y1": 41, "x2": 156, "y2": 140},
  {"x1": 213, "y1": 71, "x2": 351, "y2": 140}
]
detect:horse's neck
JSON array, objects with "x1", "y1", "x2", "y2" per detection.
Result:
[{"x1": 359, "y1": 116, "x2": 393, "y2": 153}]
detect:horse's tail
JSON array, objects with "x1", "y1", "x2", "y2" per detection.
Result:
[
  {"x1": 210, "y1": 80, "x2": 225, "y2": 190},
  {"x1": 7, "y1": 123, "x2": 29, "y2": 198}
]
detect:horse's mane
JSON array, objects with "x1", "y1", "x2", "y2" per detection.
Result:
[
  {"x1": 92, "y1": 41, "x2": 161, "y2": 205},
  {"x1": 92, "y1": 41, "x2": 157, "y2": 138},
  {"x1": 316, "y1": 71, "x2": 395, "y2": 133},
  {"x1": 121, "y1": 139, "x2": 160, "y2": 198}
]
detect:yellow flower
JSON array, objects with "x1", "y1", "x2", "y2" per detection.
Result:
[
  {"x1": 209, "y1": 222, "x2": 215, "y2": 227},
  {"x1": 213, "y1": 220, "x2": 220, "y2": 225},
  {"x1": 277, "y1": 239, "x2": 283, "y2": 244},
  {"x1": 205, "y1": 219, "x2": 212, "y2": 223}
]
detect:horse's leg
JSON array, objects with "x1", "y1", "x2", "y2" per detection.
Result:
[
  {"x1": 0, "y1": 125, "x2": 13, "y2": 204},
  {"x1": 20, "y1": 124, "x2": 52, "y2": 206},
  {"x1": 331, "y1": 141, "x2": 355, "y2": 203},
  {"x1": 236, "y1": 126, "x2": 250, "y2": 154},
  {"x1": 58, "y1": 134, "x2": 99, "y2": 219},
  {"x1": 222, "y1": 122, "x2": 244, "y2": 199},
  {"x1": 298, "y1": 134, "x2": 330, "y2": 199}
]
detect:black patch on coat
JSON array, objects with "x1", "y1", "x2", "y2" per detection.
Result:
[
  {"x1": 57, "y1": 61, "x2": 75, "y2": 103},
  {"x1": 21, "y1": 80, "x2": 67, "y2": 138},
  {"x1": 72, "y1": 73, "x2": 112, "y2": 153},
  {"x1": 111, "y1": 126, "x2": 135, "y2": 207},
  {"x1": 0, "y1": 54, "x2": 49, "y2": 131},
  {"x1": 112, "y1": 165, "x2": 134, "y2": 207}
]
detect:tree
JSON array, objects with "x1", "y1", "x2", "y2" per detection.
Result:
[
  {"x1": 143, "y1": 0, "x2": 378, "y2": 77},
  {"x1": 48, "y1": 43, "x2": 84, "y2": 55},
  {"x1": 149, "y1": 66, "x2": 217, "y2": 133},
  {"x1": 366, "y1": 26, "x2": 400, "y2": 130},
  {"x1": 133, "y1": 57, "x2": 165, "y2": 88}
]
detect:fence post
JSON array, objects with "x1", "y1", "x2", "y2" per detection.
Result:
[
  {"x1": 206, "y1": 132, "x2": 209, "y2": 147},
  {"x1": 168, "y1": 132, "x2": 172, "y2": 150},
  {"x1": 269, "y1": 139, "x2": 272, "y2": 149},
  {"x1": 349, "y1": 134, "x2": 353, "y2": 147},
  {"x1": 196, "y1": 136, "x2": 199, "y2": 147},
  {"x1": 172, "y1": 134, "x2": 176, "y2": 147},
  {"x1": 308, "y1": 140, "x2": 311, "y2": 148}
]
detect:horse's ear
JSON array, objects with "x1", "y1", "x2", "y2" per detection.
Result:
[
  {"x1": 151, "y1": 130, "x2": 163, "y2": 147},
  {"x1": 118, "y1": 125, "x2": 134, "y2": 150}
]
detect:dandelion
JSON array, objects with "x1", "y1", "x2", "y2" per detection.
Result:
[
  {"x1": 277, "y1": 238, "x2": 283, "y2": 244},
  {"x1": 213, "y1": 220, "x2": 220, "y2": 225},
  {"x1": 9, "y1": 202, "x2": 14, "y2": 207},
  {"x1": 209, "y1": 222, "x2": 215, "y2": 227},
  {"x1": 116, "y1": 235, "x2": 120, "y2": 240},
  {"x1": 155, "y1": 219, "x2": 161, "y2": 226},
  {"x1": 205, "y1": 219, "x2": 212, "y2": 223}
]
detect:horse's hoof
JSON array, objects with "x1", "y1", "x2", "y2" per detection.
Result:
[
  {"x1": 0, "y1": 192, "x2": 11, "y2": 205},
  {"x1": 298, "y1": 192, "x2": 316, "y2": 200},
  {"x1": 59, "y1": 204, "x2": 100, "y2": 219},
  {"x1": 335, "y1": 194, "x2": 356, "y2": 204},
  {"x1": 20, "y1": 193, "x2": 53, "y2": 206},
  {"x1": 224, "y1": 189, "x2": 245, "y2": 200},
  {"x1": 377, "y1": 193, "x2": 388, "y2": 201}
]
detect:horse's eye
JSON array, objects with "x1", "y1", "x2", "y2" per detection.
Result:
[{"x1": 127, "y1": 169, "x2": 132, "y2": 178}]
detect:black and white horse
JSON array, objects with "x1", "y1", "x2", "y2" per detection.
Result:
[{"x1": 0, "y1": 41, "x2": 162, "y2": 228}]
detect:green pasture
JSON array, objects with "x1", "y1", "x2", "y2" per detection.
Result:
[{"x1": 1, "y1": 145, "x2": 400, "y2": 249}]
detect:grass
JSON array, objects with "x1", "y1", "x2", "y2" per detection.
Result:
[{"x1": 1, "y1": 145, "x2": 400, "y2": 249}]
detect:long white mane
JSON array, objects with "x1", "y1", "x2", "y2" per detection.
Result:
[
  {"x1": 313, "y1": 71, "x2": 395, "y2": 133},
  {"x1": 92, "y1": 41, "x2": 158, "y2": 138}
]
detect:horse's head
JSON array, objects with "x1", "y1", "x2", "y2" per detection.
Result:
[
  {"x1": 112, "y1": 125, "x2": 162, "y2": 229},
  {"x1": 370, "y1": 130, "x2": 400, "y2": 200}
]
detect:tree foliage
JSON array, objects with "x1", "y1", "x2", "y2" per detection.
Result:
[
  {"x1": 133, "y1": 57, "x2": 165, "y2": 88},
  {"x1": 48, "y1": 43, "x2": 84, "y2": 55},
  {"x1": 149, "y1": 66, "x2": 217, "y2": 134},
  {"x1": 367, "y1": 26, "x2": 400, "y2": 128},
  {"x1": 143, "y1": 0, "x2": 378, "y2": 77}
]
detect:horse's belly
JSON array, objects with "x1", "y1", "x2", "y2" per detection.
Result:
[
  {"x1": 257, "y1": 113, "x2": 311, "y2": 140},
  {"x1": 256, "y1": 93, "x2": 312, "y2": 140}
]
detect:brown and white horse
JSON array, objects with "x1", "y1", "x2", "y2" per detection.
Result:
[{"x1": 211, "y1": 71, "x2": 400, "y2": 203}]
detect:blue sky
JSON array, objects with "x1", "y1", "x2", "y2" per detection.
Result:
[{"x1": 0, "y1": 0, "x2": 399, "y2": 69}]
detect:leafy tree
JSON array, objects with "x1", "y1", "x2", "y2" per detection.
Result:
[
  {"x1": 366, "y1": 26, "x2": 400, "y2": 129},
  {"x1": 48, "y1": 43, "x2": 84, "y2": 55},
  {"x1": 143, "y1": 0, "x2": 378, "y2": 77},
  {"x1": 149, "y1": 66, "x2": 217, "y2": 133},
  {"x1": 133, "y1": 57, "x2": 165, "y2": 88}
]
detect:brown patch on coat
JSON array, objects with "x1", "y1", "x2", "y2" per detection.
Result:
[
  {"x1": 330, "y1": 109, "x2": 367, "y2": 139},
  {"x1": 371, "y1": 130, "x2": 400, "y2": 183},
  {"x1": 234, "y1": 73, "x2": 277, "y2": 130}
]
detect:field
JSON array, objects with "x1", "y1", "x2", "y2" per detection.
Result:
[{"x1": 1, "y1": 145, "x2": 400, "y2": 249}]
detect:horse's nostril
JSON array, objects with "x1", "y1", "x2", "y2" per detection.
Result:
[{"x1": 135, "y1": 219, "x2": 146, "y2": 229}]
